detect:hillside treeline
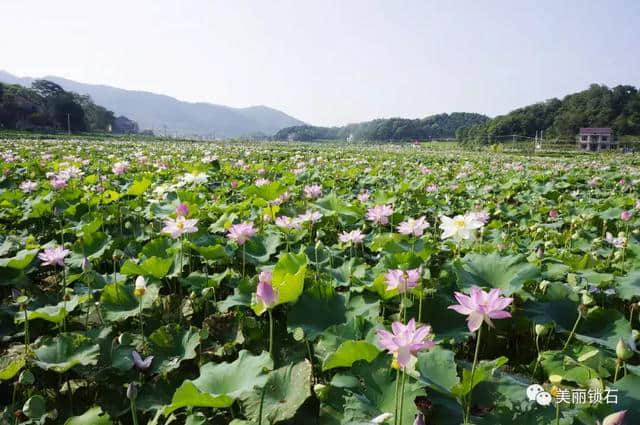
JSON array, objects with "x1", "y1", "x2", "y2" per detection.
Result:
[
  {"x1": 0, "y1": 80, "x2": 137, "y2": 133},
  {"x1": 274, "y1": 112, "x2": 489, "y2": 141},
  {"x1": 457, "y1": 84, "x2": 640, "y2": 143}
]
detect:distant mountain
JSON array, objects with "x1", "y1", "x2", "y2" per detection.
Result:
[
  {"x1": 0, "y1": 70, "x2": 304, "y2": 138},
  {"x1": 274, "y1": 113, "x2": 490, "y2": 141}
]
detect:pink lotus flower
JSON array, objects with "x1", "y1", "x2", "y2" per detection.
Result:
[
  {"x1": 448, "y1": 287, "x2": 513, "y2": 332},
  {"x1": 175, "y1": 203, "x2": 189, "y2": 217},
  {"x1": 304, "y1": 184, "x2": 323, "y2": 199},
  {"x1": 112, "y1": 161, "x2": 130, "y2": 175},
  {"x1": 50, "y1": 177, "x2": 68, "y2": 190},
  {"x1": 38, "y1": 246, "x2": 70, "y2": 267},
  {"x1": 227, "y1": 222, "x2": 257, "y2": 245},
  {"x1": 19, "y1": 180, "x2": 38, "y2": 193},
  {"x1": 397, "y1": 216, "x2": 430, "y2": 237},
  {"x1": 297, "y1": 210, "x2": 323, "y2": 224},
  {"x1": 468, "y1": 211, "x2": 490, "y2": 225},
  {"x1": 385, "y1": 268, "x2": 421, "y2": 293},
  {"x1": 426, "y1": 184, "x2": 438, "y2": 193},
  {"x1": 132, "y1": 350, "x2": 153, "y2": 371},
  {"x1": 621, "y1": 210, "x2": 632, "y2": 221},
  {"x1": 339, "y1": 229, "x2": 365, "y2": 244},
  {"x1": 256, "y1": 271, "x2": 278, "y2": 308},
  {"x1": 357, "y1": 190, "x2": 370, "y2": 202},
  {"x1": 366, "y1": 205, "x2": 394, "y2": 225},
  {"x1": 275, "y1": 216, "x2": 302, "y2": 230},
  {"x1": 548, "y1": 209, "x2": 559, "y2": 219},
  {"x1": 255, "y1": 178, "x2": 270, "y2": 187},
  {"x1": 377, "y1": 319, "x2": 436, "y2": 367},
  {"x1": 598, "y1": 411, "x2": 626, "y2": 425},
  {"x1": 162, "y1": 216, "x2": 198, "y2": 239}
]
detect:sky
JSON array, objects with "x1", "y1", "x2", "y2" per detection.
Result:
[{"x1": 1, "y1": 0, "x2": 639, "y2": 126}]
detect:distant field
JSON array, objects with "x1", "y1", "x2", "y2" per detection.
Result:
[{"x1": 0, "y1": 138, "x2": 639, "y2": 425}]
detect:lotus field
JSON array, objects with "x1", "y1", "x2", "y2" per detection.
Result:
[{"x1": 1, "y1": 139, "x2": 639, "y2": 425}]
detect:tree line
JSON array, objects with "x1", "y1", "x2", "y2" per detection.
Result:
[
  {"x1": 0, "y1": 80, "x2": 138, "y2": 133},
  {"x1": 457, "y1": 84, "x2": 640, "y2": 143},
  {"x1": 273, "y1": 112, "x2": 489, "y2": 141}
]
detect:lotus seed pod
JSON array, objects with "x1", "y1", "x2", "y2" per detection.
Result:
[
  {"x1": 549, "y1": 375, "x2": 563, "y2": 385},
  {"x1": 535, "y1": 324, "x2": 549, "y2": 336},
  {"x1": 581, "y1": 292, "x2": 594, "y2": 306},
  {"x1": 539, "y1": 280, "x2": 550, "y2": 292},
  {"x1": 313, "y1": 383, "x2": 329, "y2": 401},
  {"x1": 587, "y1": 377, "x2": 603, "y2": 391}
]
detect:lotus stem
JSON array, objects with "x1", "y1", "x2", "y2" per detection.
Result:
[
  {"x1": 465, "y1": 324, "x2": 483, "y2": 424},
  {"x1": 268, "y1": 309, "x2": 274, "y2": 358},
  {"x1": 130, "y1": 397, "x2": 139, "y2": 425},
  {"x1": 138, "y1": 297, "x2": 145, "y2": 348},
  {"x1": 562, "y1": 309, "x2": 582, "y2": 351},
  {"x1": 399, "y1": 369, "x2": 407, "y2": 425},
  {"x1": 393, "y1": 367, "x2": 401, "y2": 425}
]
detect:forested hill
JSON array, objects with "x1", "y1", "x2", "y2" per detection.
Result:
[
  {"x1": 0, "y1": 79, "x2": 138, "y2": 134},
  {"x1": 274, "y1": 112, "x2": 489, "y2": 141},
  {"x1": 457, "y1": 84, "x2": 640, "y2": 142}
]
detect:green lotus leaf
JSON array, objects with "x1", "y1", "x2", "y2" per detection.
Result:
[
  {"x1": 0, "y1": 249, "x2": 38, "y2": 270},
  {"x1": 322, "y1": 340, "x2": 379, "y2": 371},
  {"x1": 163, "y1": 350, "x2": 272, "y2": 415},
  {"x1": 244, "y1": 181, "x2": 285, "y2": 201},
  {"x1": 243, "y1": 233, "x2": 281, "y2": 264},
  {"x1": 64, "y1": 406, "x2": 113, "y2": 425},
  {"x1": 241, "y1": 360, "x2": 312, "y2": 424},
  {"x1": 0, "y1": 353, "x2": 25, "y2": 381},
  {"x1": 127, "y1": 177, "x2": 152, "y2": 196},
  {"x1": 121, "y1": 256, "x2": 173, "y2": 279},
  {"x1": 16, "y1": 295, "x2": 86, "y2": 325},
  {"x1": 23, "y1": 395, "x2": 46, "y2": 420},
  {"x1": 616, "y1": 270, "x2": 640, "y2": 300},
  {"x1": 287, "y1": 292, "x2": 347, "y2": 340},
  {"x1": 339, "y1": 356, "x2": 423, "y2": 425},
  {"x1": 416, "y1": 345, "x2": 460, "y2": 394},
  {"x1": 34, "y1": 333, "x2": 100, "y2": 373},
  {"x1": 252, "y1": 251, "x2": 307, "y2": 315},
  {"x1": 100, "y1": 282, "x2": 159, "y2": 322},
  {"x1": 454, "y1": 253, "x2": 539, "y2": 295},
  {"x1": 72, "y1": 232, "x2": 111, "y2": 260},
  {"x1": 148, "y1": 324, "x2": 200, "y2": 374}
]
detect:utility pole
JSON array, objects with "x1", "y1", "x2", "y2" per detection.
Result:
[{"x1": 67, "y1": 113, "x2": 71, "y2": 135}]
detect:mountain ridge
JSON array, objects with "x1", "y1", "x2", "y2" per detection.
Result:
[{"x1": 0, "y1": 70, "x2": 304, "y2": 138}]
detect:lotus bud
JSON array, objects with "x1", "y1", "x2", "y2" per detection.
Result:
[
  {"x1": 413, "y1": 414, "x2": 426, "y2": 425},
  {"x1": 600, "y1": 411, "x2": 627, "y2": 425},
  {"x1": 81, "y1": 257, "x2": 91, "y2": 273},
  {"x1": 126, "y1": 382, "x2": 137, "y2": 400},
  {"x1": 134, "y1": 276, "x2": 146, "y2": 297},
  {"x1": 313, "y1": 383, "x2": 329, "y2": 401},
  {"x1": 536, "y1": 245, "x2": 544, "y2": 259},
  {"x1": 176, "y1": 203, "x2": 189, "y2": 217},
  {"x1": 616, "y1": 339, "x2": 633, "y2": 361},
  {"x1": 632, "y1": 329, "x2": 639, "y2": 342}
]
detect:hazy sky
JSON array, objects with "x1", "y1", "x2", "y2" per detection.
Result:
[{"x1": 2, "y1": 0, "x2": 639, "y2": 126}]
